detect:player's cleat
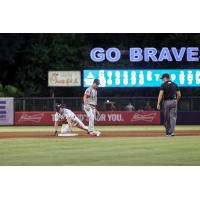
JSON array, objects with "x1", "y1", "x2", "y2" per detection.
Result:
[
  {"x1": 88, "y1": 131, "x2": 101, "y2": 136},
  {"x1": 88, "y1": 131, "x2": 96, "y2": 136},
  {"x1": 170, "y1": 133, "x2": 175, "y2": 136},
  {"x1": 165, "y1": 133, "x2": 171, "y2": 137},
  {"x1": 95, "y1": 131, "x2": 101, "y2": 137},
  {"x1": 49, "y1": 133, "x2": 58, "y2": 136},
  {"x1": 49, "y1": 131, "x2": 58, "y2": 136}
]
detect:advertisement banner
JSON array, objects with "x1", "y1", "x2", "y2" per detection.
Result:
[
  {"x1": 48, "y1": 71, "x2": 81, "y2": 87},
  {"x1": 15, "y1": 111, "x2": 160, "y2": 125},
  {"x1": 0, "y1": 97, "x2": 14, "y2": 125}
]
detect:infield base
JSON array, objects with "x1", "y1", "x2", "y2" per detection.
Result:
[{"x1": 58, "y1": 133, "x2": 79, "y2": 137}]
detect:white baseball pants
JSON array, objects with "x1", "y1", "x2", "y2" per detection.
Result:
[
  {"x1": 84, "y1": 106, "x2": 96, "y2": 132},
  {"x1": 71, "y1": 116, "x2": 88, "y2": 131}
]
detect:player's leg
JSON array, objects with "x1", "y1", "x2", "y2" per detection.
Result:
[
  {"x1": 61, "y1": 123, "x2": 72, "y2": 134},
  {"x1": 169, "y1": 100, "x2": 177, "y2": 135},
  {"x1": 73, "y1": 116, "x2": 88, "y2": 131},
  {"x1": 163, "y1": 101, "x2": 170, "y2": 135},
  {"x1": 84, "y1": 107, "x2": 95, "y2": 133},
  {"x1": 92, "y1": 108, "x2": 101, "y2": 136},
  {"x1": 92, "y1": 108, "x2": 96, "y2": 118},
  {"x1": 84, "y1": 107, "x2": 101, "y2": 136},
  {"x1": 58, "y1": 123, "x2": 79, "y2": 137}
]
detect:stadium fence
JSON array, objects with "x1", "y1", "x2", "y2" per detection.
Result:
[{"x1": 14, "y1": 97, "x2": 200, "y2": 112}]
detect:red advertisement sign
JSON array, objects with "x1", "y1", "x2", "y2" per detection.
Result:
[{"x1": 15, "y1": 111, "x2": 160, "y2": 125}]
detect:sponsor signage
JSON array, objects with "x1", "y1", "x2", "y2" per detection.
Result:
[
  {"x1": 15, "y1": 112, "x2": 53, "y2": 125},
  {"x1": 83, "y1": 69, "x2": 200, "y2": 87},
  {"x1": 48, "y1": 71, "x2": 81, "y2": 87},
  {"x1": 15, "y1": 111, "x2": 160, "y2": 125},
  {"x1": 0, "y1": 97, "x2": 14, "y2": 125}
]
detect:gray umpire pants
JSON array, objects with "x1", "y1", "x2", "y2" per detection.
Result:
[{"x1": 163, "y1": 100, "x2": 177, "y2": 134}]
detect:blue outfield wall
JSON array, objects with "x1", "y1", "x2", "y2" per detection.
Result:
[{"x1": 161, "y1": 111, "x2": 200, "y2": 125}]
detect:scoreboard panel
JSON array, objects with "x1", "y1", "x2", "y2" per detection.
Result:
[{"x1": 83, "y1": 69, "x2": 200, "y2": 87}]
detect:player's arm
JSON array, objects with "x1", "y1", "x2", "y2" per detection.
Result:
[
  {"x1": 83, "y1": 93, "x2": 89, "y2": 105},
  {"x1": 83, "y1": 90, "x2": 91, "y2": 111},
  {"x1": 176, "y1": 84, "x2": 181, "y2": 102},
  {"x1": 96, "y1": 108, "x2": 100, "y2": 117},
  {"x1": 54, "y1": 113, "x2": 59, "y2": 135},
  {"x1": 176, "y1": 90, "x2": 181, "y2": 102},
  {"x1": 54, "y1": 121, "x2": 58, "y2": 135},
  {"x1": 157, "y1": 90, "x2": 164, "y2": 110}
]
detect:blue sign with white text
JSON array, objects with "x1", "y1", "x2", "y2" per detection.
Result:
[{"x1": 83, "y1": 69, "x2": 200, "y2": 87}]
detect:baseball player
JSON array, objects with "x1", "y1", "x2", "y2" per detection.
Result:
[
  {"x1": 54, "y1": 104, "x2": 88, "y2": 136},
  {"x1": 157, "y1": 73, "x2": 181, "y2": 136},
  {"x1": 83, "y1": 79, "x2": 101, "y2": 136}
]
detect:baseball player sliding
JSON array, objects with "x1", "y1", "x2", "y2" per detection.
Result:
[
  {"x1": 54, "y1": 104, "x2": 90, "y2": 136},
  {"x1": 83, "y1": 79, "x2": 101, "y2": 136}
]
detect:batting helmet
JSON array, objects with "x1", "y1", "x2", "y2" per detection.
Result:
[{"x1": 55, "y1": 104, "x2": 63, "y2": 112}]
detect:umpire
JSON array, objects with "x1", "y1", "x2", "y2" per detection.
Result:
[{"x1": 157, "y1": 73, "x2": 181, "y2": 136}]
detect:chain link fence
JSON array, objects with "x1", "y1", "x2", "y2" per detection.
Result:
[{"x1": 14, "y1": 97, "x2": 200, "y2": 112}]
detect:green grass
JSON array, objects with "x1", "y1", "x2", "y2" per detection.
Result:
[
  {"x1": 0, "y1": 136, "x2": 200, "y2": 165},
  {"x1": 0, "y1": 125, "x2": 199, "y2": 165}
]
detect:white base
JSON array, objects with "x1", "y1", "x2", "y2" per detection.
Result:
[{"x1": 58, "y1": 133, "x2": 79, "y2": 137}]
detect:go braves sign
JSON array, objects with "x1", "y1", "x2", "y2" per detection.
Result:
[
  {"x1": 15, "y1": 111, "x2": 160, "y2": 125},
  {"x1": 90, "y1": 47, "x2": 200, "y2": 62}
]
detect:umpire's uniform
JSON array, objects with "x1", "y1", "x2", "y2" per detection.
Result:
[{"x1": 160, "y1": 74, "x2": 180, "y2": 136}]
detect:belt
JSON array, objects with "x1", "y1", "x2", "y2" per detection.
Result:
[
  {"x1": 164, "y1": 98, "x2": 176, "y2": 100},
  {"x1": 89, "y1": 104, "x2": 96, "y2": 108}
]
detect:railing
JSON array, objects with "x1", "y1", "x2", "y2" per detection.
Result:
[{"x1": 14, "y1": 97, "x2": 200, "y2": 112}]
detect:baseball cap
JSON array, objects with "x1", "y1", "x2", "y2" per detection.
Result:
[
  {"x1": 93, "y1": 78, "x2": 100, "y2": 85},
  {"x1": 160, "y1": 73, "x2": 170, "y2": 79},
  {"x1": 55, "y1": 104, "x2": 63, "y2": 112}
]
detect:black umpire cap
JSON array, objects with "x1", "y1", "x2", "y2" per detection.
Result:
[
  {"x1": 160, "y1": 73, "x2": 170, "y2": 79},
  {"x1": 93, "y1": 78, "x2": 100, "y2": 85},
  {"x1": 55, "y1": 104, "x2": 63, "y2": 112}
]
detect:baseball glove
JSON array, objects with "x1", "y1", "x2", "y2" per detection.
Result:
[
  {"x1": 84, "y1": 104, "x2": 91, "y2": 111},
  {"x1": 62, "y1": 117, "x2": 68, "y2": 124}
]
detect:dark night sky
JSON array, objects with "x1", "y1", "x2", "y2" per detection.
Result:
[{"x1": 0, "y1": 33, "x2": 200, "y2": 97}]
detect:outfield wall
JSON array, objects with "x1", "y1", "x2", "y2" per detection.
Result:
[
  {"x1": 159, "y1": 112, "x2": 200, "y2": 125},
  {"x1": 14, "y1": 111, "x2": 200, "y2": 125},
  {"x1": 15, "y1": 111, "x2": 160, "y2": 125},
  {"x1": 177, "y1": 112, "x2": 200, "y2": 125},
  {"x1": 0, "y1": 98, "x2": 14, "y2": 125}
]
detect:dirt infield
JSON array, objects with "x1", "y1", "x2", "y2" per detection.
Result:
[{"x1": 0, "y1": 131, "x2": 200, "y2": 138}]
